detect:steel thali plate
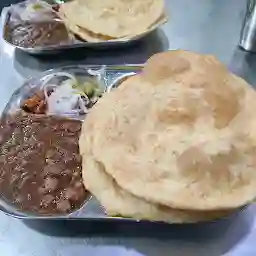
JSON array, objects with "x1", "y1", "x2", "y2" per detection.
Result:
[
  {"x1": 2, "y1": 7, "x2": 156, "y2": 54},
  {"x1": 0, "y1": 64, "x2": 142, "y2": 220}
]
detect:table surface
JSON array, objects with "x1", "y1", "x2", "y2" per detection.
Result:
[{"x1": 1, "y1": 0, "x2": 256, "y2": 255}]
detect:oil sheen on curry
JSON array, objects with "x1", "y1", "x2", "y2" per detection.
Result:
[
  {"x1": 0, "y1": 113, "x2": 89, "y2": 215},
  {"x1": 5, "y1": 21, "x2": 71, "y2": 48}
]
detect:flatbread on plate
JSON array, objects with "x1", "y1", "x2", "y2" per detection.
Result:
[
  {"x1": 59, "y1": 0, "x2": 165, "y2": 38},
  {"x1": 80, "y1": 50, "x2": 256, "y2": 211},
  {"x1": 81, "y1": 152, "x2": 232, "y2": 223}
]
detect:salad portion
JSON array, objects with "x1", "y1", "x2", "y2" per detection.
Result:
[{"x1": 21, "y1": 69, "x2": 105, "y2": 117}]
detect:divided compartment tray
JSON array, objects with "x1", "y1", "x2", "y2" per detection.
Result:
[{"x1": 0, "y1": 64, "x2": 143, "y2": 220}]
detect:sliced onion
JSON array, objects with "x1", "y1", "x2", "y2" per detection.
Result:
[
  {"x1": 43, "y1": 84, "x2": 58, "y2": 101},
  {"x1": 41, "y1": 72, "x2": 77, "y2": 89},
  {"x1": 40, "y1": 71, "x2": 101, "y2": 116}
]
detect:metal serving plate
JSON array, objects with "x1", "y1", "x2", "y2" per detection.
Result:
[
  {"x1": 2, "y1": 7, "x2": 155, "y2": 54},
  {"x1": 0, "y1": 64, "x2": 142, "y2": 220}
]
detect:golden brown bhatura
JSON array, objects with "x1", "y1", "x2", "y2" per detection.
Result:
[
  {"x1": 80, "y1": 50, "x2": 256, "y2": 222},
  {"x1": 59, "y1": 0, "x2": 167, "y2": 42}
]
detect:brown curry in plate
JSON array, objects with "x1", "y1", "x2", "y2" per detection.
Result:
[
  {"x1": 5, "y1": 21, "x2": 71, "y2": 48},
  {"x1": 0, "y1": 112, "x2": 89, "y2": 215}
]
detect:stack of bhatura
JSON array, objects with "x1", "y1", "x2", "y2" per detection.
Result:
[
  {"x1": 79, "y1": 50, "x2": 256, "y2": 223},
  {"x1": 58, "y1": 0, "x2": 168, "y2": 42}
]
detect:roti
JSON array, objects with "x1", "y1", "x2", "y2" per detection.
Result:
[
  {"x1": 59, "y1": 0, "x2": 165, "y2": 38},
  {"x1": 80, "y1": 50, "x2": 256, "y2": 210}
]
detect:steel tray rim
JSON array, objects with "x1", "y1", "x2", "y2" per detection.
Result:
[{"x1": 2, "y1": 8, "x2": 155, "y2": 54}]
